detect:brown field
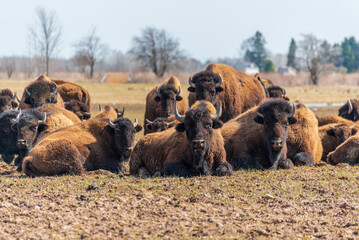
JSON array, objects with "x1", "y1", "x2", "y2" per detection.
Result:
[{"x1": 0, "y1": 80, "x2": 359, "y2": 239}]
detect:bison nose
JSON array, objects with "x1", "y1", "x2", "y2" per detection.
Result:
[
  {"x1": 17, "y1": 139, "x2": 26, "y2": 149},
  {"x1": 83, "y1": 112, "x2": 91, "y2": 120},
  {"x1": 124, "y1": 147, "x2": 134, "y2": 157},
  {"x1": 192, "y1": 139, "x2": 205, "y2": 149},
  {"x1": 271, "y1": 138, "x2": 283, "y2": 148}
]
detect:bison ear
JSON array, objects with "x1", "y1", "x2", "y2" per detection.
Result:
[
  {"x1": 352, "y1": 128, "x2": 357, "y2": 136},
  {"x1": 38, "y1": 123, "x2": 48, "y2": 132},
  {"x1": 288, "y1": 117, "x2": 297, "y2": 125},
  {"x1": 11, "y1": 123, "x2": 18, "y2": 132},
  {"x1": 254, "y1": 116, "x2": 264, "y2": 124},
  {"x1": 24, "y1": 97, "x2": 31, "y2": 104},
  {"x1": 146, "y1": 124, "x2": 152, "y2": 131},
  {"x1": 212, "y1": 120, "x2": 223, "y2": 129},
  {"x1": 215, "y1": 86, "x2": 224, "y2": 93},
  {"x1": 187, "y1": 87, "x2": 195, "y2": 92},
  {"x1": 176, "y1": 95, "x2": 183, "y2": 101},
  {"x1": 135, "y1": 125, "x2": 143, "y2": 133},
  {"x1": 154, "y1": 96, "x2": 160, "y2": 102},
  {"x1": 175, "y1": 123, "x2": 185, "y2": 132},
  {"x1": 326, "y1": 129, "x2": 335, "y2": 137}
]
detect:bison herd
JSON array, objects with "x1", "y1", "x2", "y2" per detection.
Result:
[{"x1": 0, "y1": 64, "x2": 358, "y2": 177}]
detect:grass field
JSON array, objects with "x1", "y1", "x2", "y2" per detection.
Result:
[{"x1": 0, "y1": 80, "x2": 359, "y2": 239}]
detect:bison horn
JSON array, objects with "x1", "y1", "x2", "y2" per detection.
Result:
[
  {"x1": 211, "y1": 102, "x2": 222, "y2": 120},
  {"x1": 215, "y1": 75, "x2": 223, "y2": 88},
  {"x1": 350, "y1": 124, "x2": 355, "y2": 129},
  {"x1": 51, "y1": 82, "x2": 58, "y2": 95},
  {"x1": 145, "y1": 119, "x2": 153, "y2": 124},
  {"x1": 188, "y1": 75, "x2": 195, "y2": 88},
  {"x1": 176, "y1": 86, "x2": 181, "y2": 96},
  {"x1": 288, "y1": 103, "x2": 296, "y2": 117},
  {"x1": 119, "y1": 106, "x2": 125, "y2": 117},
  {"x1": 166, "y1": 120, "x2": 177, "y2": 126},
  {"x1": 39, "y1": 112, "x2": 47, "y2": 123},
  {"x1": 133, "y1": 118, "x2": 138, "y2": 127},
  {"x1": 347, "y1": 99, "x2": 353, "y2": 114},
  {"x1": 12, "y1": 92, "x2": 17, "y2": 101},
  {"x1": 99, "y1": 105, "x2": 102, "y2": 111},
  {"x1": 329, "y1": 125, "x2": 335, "y2": 130},
  {"x1": 282, "y1": 87, "x2": 286, "y2": 96},
  {"x1": 26, "y1": 88, "x2": 31, "y2": 96},
  {"x1": 155, "y1": 86, "x2": 161, "y2": 97},
  {"x1": 16, "y1": 109, "x2": 22, "y2": 122},
  {"x1": 108, "y1": 118, "x2": 116, "y2": 129},
  {"x1": 174, "y1": 102, "x2": 185, "y2": 123},
  {"x1": 256, "y1": 110, "x2": 264, "y2": 118}
]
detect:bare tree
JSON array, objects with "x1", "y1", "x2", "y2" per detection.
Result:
[
  {"x1": 73, "y1": 28, "x2": 108, "y2": 78},
  {"x1": 28, "y1": 7, "x2": 62, "y2": 76},
  {"x1": 129, "y1": 27, "x2": 186, "y2": 77},
  {"x1": 3, "y1": 56, "x2": 16, "y2": 79}
]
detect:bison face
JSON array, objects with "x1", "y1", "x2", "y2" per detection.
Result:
[
  {"x1": 65, "y1": 100, "x2": 91, "y2": 120},
  {"x1": 267, "y1": 86, "x2": 290, "y2": 101},
  {"x1": 108, "y1": 118, "x2": 142, "y2": 162},
  {"x1": 254, "y1": 100, "x2": 297, "y2": 168},
  {"x1": 24, "y1": 81, "x2": 58, "y2": 108},
  {"x1": 12, "y1": 110, "x2": 48, "y2": 151},
  {"x1": 338, "y1": 100, "x2": 359, "y2": 122},
  {"x1": 155, "y1": 85, "x2": 182, "y2": 117},
  {"x1": 327, "y1": 124, "x2": 356, "y2": 147},
  {"x1": 145, "y1": 118, "x2": 176, "y2": 134},
  {"x1": 0, "y1": 110, "x2": 20, "y2": 156},
  {"x1": 175, "y1": 101, "x2": 222, "y2": 174},
  {"x1": 0, "y1": 96, "x2": 14, "y2": 113},
  {"x1": 188, "y1": 71, "x2": 223, "y2": 108}
]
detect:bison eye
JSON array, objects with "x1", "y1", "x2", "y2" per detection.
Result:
[
  {"x1": 30, "y1": 126, "x2": 37, "y2": 132},
  {"x1": 204, "y1": 123, "x2": 212, "y2": 129}
]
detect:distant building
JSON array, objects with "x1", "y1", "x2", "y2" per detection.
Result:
[
  {"x1": 237, "y1": 63, "x2": 260, "y2": 75},
  {"x1": 277, "y1": 67, "x2": 296, "y2": 75}
]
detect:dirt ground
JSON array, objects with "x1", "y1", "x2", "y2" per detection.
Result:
[{"x1": 0, "y1": 81, "x2": 358, "y2": 239}]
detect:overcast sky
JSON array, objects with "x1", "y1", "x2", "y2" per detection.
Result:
[{"x1": 0, "y1": 0, "x2": 358, "y2": 62}]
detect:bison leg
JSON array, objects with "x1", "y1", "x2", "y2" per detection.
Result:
[
  {"x1": 277, "y1": 158, "x2": 294, "y2": 169},
  {"x1": 293, "y1": 152, "x2": 314, "y2": 166},
  {"x1": 214, "y1": 162, "x2": 233, "y2": 176},
  {"x1": 230, "y1": 155, "x2": 263, "y2": 170},
  {"x1": 2, "y1": 154, "x2": 15, "y2": 165},
  {"x1": 164, "y1": 163, "x2": 191, "y2": 177},
  {"x1": 138, "y1": 167, "x2": 151, "y2": 179}
]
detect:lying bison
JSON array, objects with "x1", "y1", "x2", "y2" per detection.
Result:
[
  {"x1": 267, "y1": 86, "x2": 290, "y2": 101},
  {"x1": 94, "y1": 105, "x2": 124, "y2": 120},
  {"x1": 188, "y1": 64, "x2": 267, "y2": 123},
  {"x1": 64, "y1": 100, "x2": 91, "y2": 120},
  {"x1": 0, "y1": 89, "x2": 19, "y2": 113},
  {"x1": 338, "y1": 99, "x2": 359, "y2": 122},
  {"x1": 317, "y1": 115, "x2": 355, "y2": 127},
  {"x1": 130, "y1": 101, "x2": 233, "y2": 177},
  {"x1": 222, "y1": 99, "x2": 323, "y2": 170},
  {"x1": 145, "y1": 117, "x2": 177, "y2": 134},
  {"x1": 319, "y1": 123, "x2": 357, "y2": 162},
  {"x1": 0, "y1": 110, "x2": 20, "y2": 164},
  {"x1": 144, "y1": 76, "x2": 187, "y2": 135},
  {"x1": 22, "y1": 117, "x2": 142, "y2": 176},
  {"x1": 327, "y1": 136, "x2": 359, "y2": 165}
]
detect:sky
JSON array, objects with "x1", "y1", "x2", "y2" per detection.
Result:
[{"x1": 0, "y1": 0, "x2": 358, "y2": 62}]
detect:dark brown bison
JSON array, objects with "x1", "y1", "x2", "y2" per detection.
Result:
[
  {"x1": 253, "y1": 74, "x2": 274, "y2": 88},
  {"x1": 317, "y1": 115, "x2": 355, "y2": 127},
  {"x1": 338, "y1": 99, "x2": 359, "y2": 122},
  {"x1": 188, "y1": 64, "x2": 267, "y2": 123},
  {"x1": 319, "y1": 123, "x2": 358, "y2": 162},
  {"x1": 222, "y1": 99, "x2": 322, "y2": 170},
  {"x1": 0, "y1": 89, "x2": 19, "y2": 113},
  {"x1": 267, "y1": 86, "x2": 290, "y2": 101},
  {"x1": 12, "y1": 104, "x2": 81, "y2": 170},
  {"x1": 64, "y1": 100, "x2": 91, "y2": 120},
  {"x1": 22, "y1": 117, "x2": 142, "y2": 176},
  {"x1": 145, "y1": 117, "x2": 177, "y2": 134},
  {"x1": 327, "y1": 136, "x2": 359, "y2": 165},
  {"x1": 130, "y1": 101, "x2": 233, "y2": 177},
  {"x1": 144, "y1": 76, "x2": 187, "y2": 135},
  {"x1": 0, "y1": 110, "x2": 21, "y2": 164},
  {"x1": 19, "y1": 75, "x2": 64, "y2": 109}
]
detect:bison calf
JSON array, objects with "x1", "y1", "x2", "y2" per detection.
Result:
[{"x1": 145, "y1": 117, "x2": 177, "y2": 134}]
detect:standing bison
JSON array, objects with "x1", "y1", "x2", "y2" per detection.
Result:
[
  {"x1": 144, "y1": 76, "x2": 187, "y2": 135},
  {"x1": 222, "y1": 99, "x2": 323, "y2": 170},
  {"x1": 130, "y1": 101, "x2": 233, "y2": 177},
  {"x1": 188, "y1": 64, "x2": 267, "y2": 122}
]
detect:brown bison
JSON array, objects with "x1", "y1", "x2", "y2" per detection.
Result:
[
  {"x1": 319, "y1": 123, "x2": 357, "y2": 162},
  {"x1": 0, "y1": 89, "x2": 19, "y2": 113},
  {"x1": 64, "y1": 100, "x2": 91, "y2": 120},
  {"x1": 145, "y1": 117, "x2": 177, "y2": 134},
  {"x1": 222, "y1": 99, "x2": 322, "y2": 170},
  {"x1": 267, "y1": 86, "x2": 290, "y2": 101},
  {"x1": 338, "y1": 99, "x2": 359, "y2": 122},
  {"x1": 130, "y1": 101, "x2": 233, "y2": 177},
  {"x1": 0, "y1": 110, "x2": 21, "y2": 164},
  {"x1": 327, "y1": 136, "x2": 359, "y2": 165},
  {"x1": 317, "y1": 115, "x2": 355, "y2": 127},
  {"x1": 12, "y1": 104, "x2": 81, "y2": 170},
  {"x1": 253, "y1": 74, "x2": 274, "y2": 88},
  {"x1": 144, "y1": 76, "x2": 187, "y2": 135},
  {"x1": 94, "y1": 105, "x2": 124, "y2": 120},
  {"x1": 19, "y1": 75, "x2": 64, "y2": 109},
  {"x1": 188, "y1": 64, "x2": 267, "y2": 123},
  {"x1": 22, "y1": 117, "x2": 142, "y2": 176}
]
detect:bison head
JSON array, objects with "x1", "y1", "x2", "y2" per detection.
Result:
[
  {"x1": 64, "y1": 99, "x2": 91, "y2": 120},
  {"x1": 155, "y1": 85, "x2": 182, "y2": 117},
  {"x1": 175, "y1": 100, "x2": 223, "y2": 175},
  {"x1": 267, "y1": 86, "x2": 290, "y2": 101},
  {"x1": 12, "y1": 109, "x2": 48, "y2": 152},
  {"x1": 24, "y1": 81, "x2": 58, "y2": 108},
  {"x1": 327, "y1": 124, "x2": 356, "y2": 147},
  {"x1": 188, "y1": 71, "x2": 223, "y2": 108},
  {"x1": 338, "y1": 99, "x2": 359, "y2": 122},
  {"x1": 0, "y1": 89, "x2": 19, "y2": 113},
  {"x1": 0, "y1": 110, "x2": 20, "y2": 162},
  {"x1": 254, "y1": 99, "x2": 297, "y2": 169},
  {"x1": 145, "y1": 118, "x2": 177, "y2": 134},
  {"x1": 107, "y1": 117, "x2": 142, "y2": 162}
]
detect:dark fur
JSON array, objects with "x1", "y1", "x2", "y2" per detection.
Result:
[
  {"x1": 327, "y1": 135, "x2": 359, "y2": 165},
  {"x1": 145, "y1": 117, "x2": 177, "y2": 134},
  {"x1": 65, "y1": 100, "x2": 91, "y2": 120},
  {"x1": 0, "y1": 89, "x2": 18, "y2": 113},
  {"x1": 0, "y1": 110, "x2": 21, "y2": 164},
  {"x1": 267, "y1": 86, "x2": 290, "y2": 101},
  {"x1": 338, "y1": 99, "x2": 359, "y2": 122}
]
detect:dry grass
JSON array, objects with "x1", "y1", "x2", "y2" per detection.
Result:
[{"x1": 0, "y1": 80, "x2": 359, "y2": 239}]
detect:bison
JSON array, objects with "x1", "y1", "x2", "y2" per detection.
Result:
[
  {"x1": 22, "y1": 117, "x2": 142, "y2": 176},
  {"x1": 0, "y1": 89, "x2": 19, "y2": 113},
  {"x1": 267, "y1": 86, "x2": 290, "y2": 101},
  {"x1": 317, "y1": 115, "x2": 355, "y2": 127},
  {"x1": 319, "y1": 123, "x2": 357, "y2": 162},
  {"x1": 94, "y1": 105, "x2": 125, "y2": 120},
  {"x1": 327, "y1": 135, "x2": 359, "y2": 165},
  {"x1": 144, "y1": 76, "x2": 187, "y2": 135},
  {"x1": 188, "y1": 64, "x2": 267, "y2": 123},
  {"x1": 222, "y1": 99, "x2": 323, "y2": 170},
  {"x1": 0, "y1": 110, "x2": 20, "y2": 164},
  {"x1": 145, "y1": 117, "x2": 177, "y2": 134},
  {"x1": 338, "y1": 99, "x2": 359, "y2": 122},
  {"x1": 19, "y1": 75, "x2": 64, "y2": 109},
  {"x1": 130, "y1": 101, "x2": 233, "y2": 178},
  {"x1": 64, "y1": 100, "x2": 91, "y2": 120}
]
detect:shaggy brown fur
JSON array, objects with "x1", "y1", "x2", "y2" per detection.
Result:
[
  {"x1": 222, "y1": 102, "x2": 322, "y2": 170},
  {"x1": 144, "y1": 76, "x2": 187, "y2": 135},
  {"x1": 267, "y1": 86, "x2": 290, "y2": 101},
  {"x1": 317, "y1": 115, "x2": 356, "y2": 126},
  {"x1": 19, "y1": 75, "x2": 64, "y2": 109},
  {"x1": 131, "y1": 101, "x2": 232, "y2": 177},
  {"x1": 188, "y1": 64, "x2": 267, "y2": 122},
  {"x1": 319, "y1": 123, "x2": 358, "y2": 162},
  {"x1": 22, "y1": 117, "x2": 142, "y2": 176},
  {"x1": 338, "y1": 99, "x2": 359, "y2": 122},
  {"x1": 327, "y1": 135, "x2": 359, "y2": 165},
  {"x1": 93, "y1": 105, "x2": 122, "y2": 120},
  {"x1": 145, "y1": 116, "x2": 177, "y2": 134},
  {"x1": 64, "y1": 100, "x2": 91, "y2": 120},
  {"x1": 0, "y1": 88, "x2": 18, "y2": 113}
]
